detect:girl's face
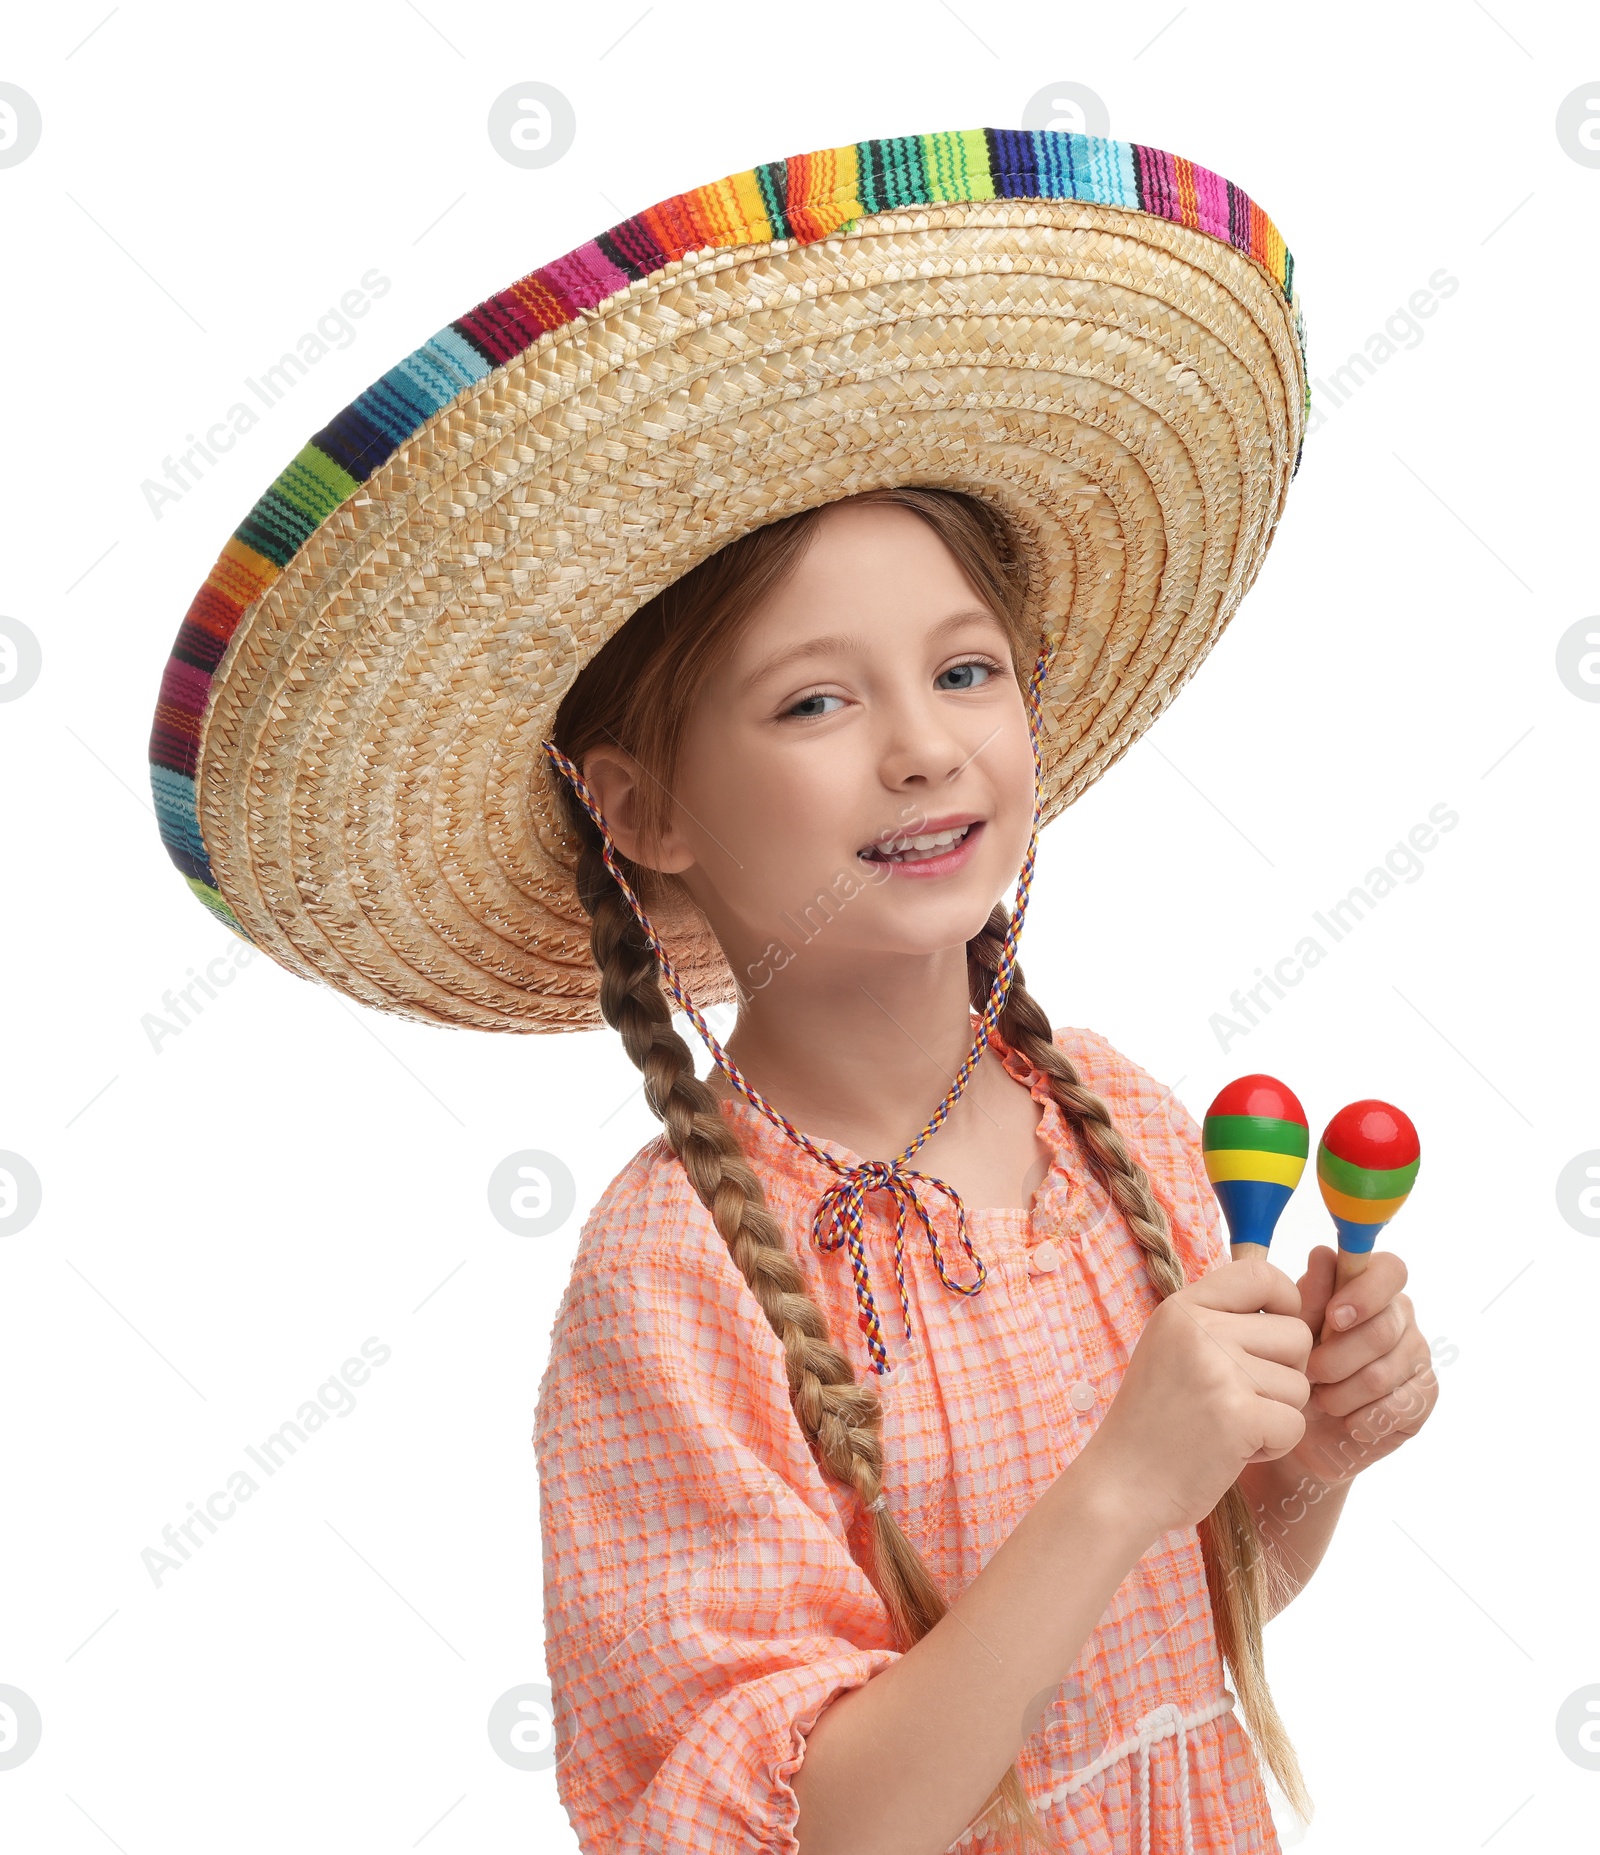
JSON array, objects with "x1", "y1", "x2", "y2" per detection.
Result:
[{"x1": 593, "y1": 500, "x2": 1038, "y2": 985}]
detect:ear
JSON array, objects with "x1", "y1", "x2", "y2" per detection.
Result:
[{"x1": 578, "y1": 745, "x2": 696, "y2": 874}]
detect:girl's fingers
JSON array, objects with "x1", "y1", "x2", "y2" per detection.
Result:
[
  {"x1": 1308, "y1": 1290, "x2": 1414, "y2": 1387},
  {"x1": 1320, "y1": 1249, "x2": 1408, "y2": 1335},
  {"x1": 1310, "y1": 1324, "x2": 1433, "y2": 1420},
  {"x1": 1236, "y1": 1357, "x2": 1316, "y2": 1411},
  {"x1": 1226, "y1": 1309, "x2": 1318, "y2": 1369},
  {"x1": 1330, "y1": 1355, "x2": 1438, "y2": 1455}
]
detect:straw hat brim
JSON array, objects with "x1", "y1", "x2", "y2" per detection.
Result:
[{"x1": 147, "y1": 129, "x2": 1307, "y2": 1032}]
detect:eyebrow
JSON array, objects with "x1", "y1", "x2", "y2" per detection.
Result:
[{"x1": 735, "y1": 607, "x2": 1004, "y2": 695}]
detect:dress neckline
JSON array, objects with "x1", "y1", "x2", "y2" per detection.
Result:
[{"x1": 709, "y1": 1017, "x2": 1081, "y2": 1226}]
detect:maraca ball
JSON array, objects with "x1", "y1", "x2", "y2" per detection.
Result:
[
  {"x1": 1317, "y1": 1099, "x2": 1420, "y2": 1249},
  {"x1": 1202, "y1": 1074, "x2": 1309, "y2": 1248}
]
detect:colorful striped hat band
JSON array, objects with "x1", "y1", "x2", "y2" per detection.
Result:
[{"x1": 543, "y1": 633, "x2": 1056, "y2": 1376}]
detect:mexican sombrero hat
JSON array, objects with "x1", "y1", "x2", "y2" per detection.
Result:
[{"x1": 147, "y1": 126, "x2": 1308, "y2": 1034}]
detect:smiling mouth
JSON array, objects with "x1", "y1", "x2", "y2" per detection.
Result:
[{"x1": 860, "y1": 822, "x2": 975, "y2": 864}]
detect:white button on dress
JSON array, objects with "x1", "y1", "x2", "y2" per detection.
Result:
[
  {"x1": 1028, "y1": 1239, "x2": 1060, "y2": 1274},
  {"x1": 1069, "y1": 1379, "x2": 1097, "y2": 1411}
]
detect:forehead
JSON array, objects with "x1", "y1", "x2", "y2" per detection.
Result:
[{"x1": 731, "y1": 504, "x2": 1007, "y2": 655}]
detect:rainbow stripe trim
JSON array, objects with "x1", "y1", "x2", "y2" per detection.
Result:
[
  {"x1": 1202, "y1": 1108, "x2": 1309, "y2": 1248},
  {"x1": 146, "y1": 127, "x2": 1306, "y2": 943}
]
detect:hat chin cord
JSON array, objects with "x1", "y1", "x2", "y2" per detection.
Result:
[{"x1": 541, "y1": 634, "x2": 1056, "y2": 1376}]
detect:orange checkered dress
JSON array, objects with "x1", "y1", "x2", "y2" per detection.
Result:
[{"x1": 533, "y1": 1024, "x2": 1284, "y2": 1853}]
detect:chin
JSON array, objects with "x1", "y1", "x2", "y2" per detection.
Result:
[{"x1": 875, "y1": 881, "x2": 1013, "y2": 956}]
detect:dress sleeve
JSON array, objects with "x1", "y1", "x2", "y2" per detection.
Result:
[
  {"x1": 1053, "y1": 1026, "x2": 1227, "y2": 1284},
  {"x1": 532, "y1": 1159, "x2": 902, "y2": 1854}
]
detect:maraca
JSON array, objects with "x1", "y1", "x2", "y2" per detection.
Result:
[
  {"x1": 1202, "y1": 1075, "x2": 1310, "y2": 1257},
  {"x1": 1316, "y1": 1100, "x2": 1420, "y2": 1306}
]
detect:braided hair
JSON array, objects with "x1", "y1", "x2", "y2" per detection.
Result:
[{"x1": 551, "y1": 488, "x2": 1311, "y2": 1842}]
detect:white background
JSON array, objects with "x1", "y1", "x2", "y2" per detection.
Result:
[{"x1": 1, "y1": 3, "x2": 1597, "y2": 1850}]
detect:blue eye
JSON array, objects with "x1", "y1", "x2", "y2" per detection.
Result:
[
  {"x1": 937, "y1": 659, "x2": 996, "y2": 691},
  {"x1": 786, "y1": 690, "x2": 844, "y2": 718}
]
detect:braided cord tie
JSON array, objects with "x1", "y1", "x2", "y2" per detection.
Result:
[{"x1": 543, "y1": 634, "x2": 1057, "y2": 1375}]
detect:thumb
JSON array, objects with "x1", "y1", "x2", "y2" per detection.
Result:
[{"x1": 1298, "y1": 1244, "x2": 1338, "y2": 1346}]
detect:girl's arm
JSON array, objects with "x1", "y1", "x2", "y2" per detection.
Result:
[
  {"x1": 792, "y1": 1448, "x2": 1148, "y2": 1855},
  {"x1": 1236, "y1": 1456, "x2": 1354, "y2": 1620}
]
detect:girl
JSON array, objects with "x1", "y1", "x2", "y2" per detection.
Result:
[
  {"x1": 145, "y1": 126, "x2": 1438, "y2": 1855},
  {"x1": 534, "y1": 488, "x2": 1434, "y2": 1855}
]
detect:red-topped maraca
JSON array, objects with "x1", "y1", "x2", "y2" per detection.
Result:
[
  {"x1": 1316, "y1": 1099, "x2": 1420, "y2": 1302},
  {"x1": 1202, "y1": 1075, "x2": 1309, "y2": 1258}
]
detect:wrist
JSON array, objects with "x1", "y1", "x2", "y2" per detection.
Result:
[
  {"x1": 1240, "y1": 1450, "x2": 1351, "y2": 1518},
  {"x1": 1054, "y1": 1441, "x2": 1164, "y2": 1562}
]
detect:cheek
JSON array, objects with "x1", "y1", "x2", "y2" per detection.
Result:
[
  {"x1": 993, "y1": 728, "x2": 1040, "y2": 845},
  {"x1": 681, "y1": 742, "x2": 855, "y2": 896}
]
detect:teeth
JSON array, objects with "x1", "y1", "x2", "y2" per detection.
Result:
[{"x1": 868, "y1": 823, "x2": 972, "y2": 861}]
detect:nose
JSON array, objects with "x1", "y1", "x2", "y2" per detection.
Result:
[{"x1": 873, "y1": 687, "x2": 977, "y2": 795}]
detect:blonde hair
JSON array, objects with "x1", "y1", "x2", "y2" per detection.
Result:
[{"x1": 551, "y1": 488, "x2": 1310, "y2": 1843}]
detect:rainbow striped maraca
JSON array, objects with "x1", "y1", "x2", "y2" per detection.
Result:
[
  {"x1": 1316, "y1": 1100, "x2": 1420, "y2": 1295},
  {"x1": 1202, "y1": 1076, "x2": 1310, "y2": 1256}
]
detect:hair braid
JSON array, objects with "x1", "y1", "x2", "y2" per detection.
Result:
[
  {"x1": 967, "y1": 905, "x2": 1312, "y2": 1824},
  {"x1": 575, "y1": 835, "x2": 1052, "y2": 1850}
]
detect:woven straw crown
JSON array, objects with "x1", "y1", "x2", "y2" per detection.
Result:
[{"x1": 146, "y1": 127, "x2": 1308, "y2": 1033}]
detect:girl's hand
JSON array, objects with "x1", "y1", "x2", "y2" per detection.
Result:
[
  {"x1": 1276, "y1": 1246, "x2": 1439, "y2": 1490},
  {"x1": 1073, "y1": 1255, "x2": 1313, "y2": 1552}
]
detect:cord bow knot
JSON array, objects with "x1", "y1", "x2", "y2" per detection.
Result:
[{"x1": 810, "y1": 1157, "x2": 987, "y2": 1375}]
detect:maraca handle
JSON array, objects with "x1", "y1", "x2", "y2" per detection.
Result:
[{"x1": 1331, "y1": 1248, "x2": 1369, "y2": 1296}]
